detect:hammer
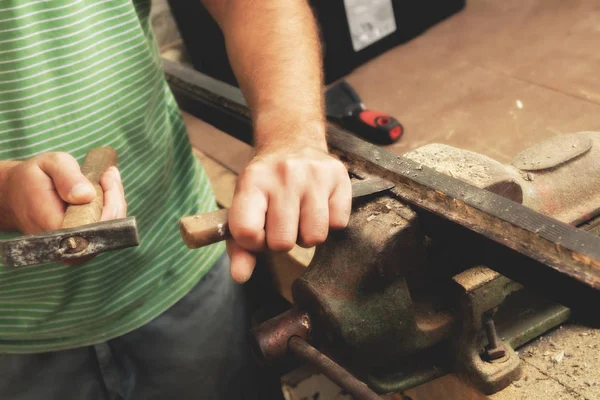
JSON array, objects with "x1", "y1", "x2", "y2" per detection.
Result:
[{"x1": 0, "y1": 147, "x2": 139, "y2": 268}]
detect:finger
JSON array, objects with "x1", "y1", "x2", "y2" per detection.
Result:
[
  {"x1": 228, "y1": 182, "x2": 268, "y2": 253},
  {"x1": 31, "y1": 192, "x2": 66, "y2": 232},
  {"x1": 226, "y1": 239, "x2": 256, "y2": 283},
  {"x1": 298, "y1": 189, "x2": 329, "y2": 248},
  {"x1": 328, "y1": 176, "x2": 352, "y2": 230},
  {"x1": 266, "y1": 190, "x2": 300, "y2": 253},
  {"x1": 18, "y1": 168, "x2": 66, "y2": 233},
  {"x1": 36, "y1": 152, "x2": 95, "y2": 204},
  {"x1": 99, "y1": 167, "x2": 127, "y2": 221},
  {"x1": 20, "y1": 216, "x2": 46, "y2": 236},
  {"x1": 112, "y1": 167, "x2": 127, "y2": 217}
]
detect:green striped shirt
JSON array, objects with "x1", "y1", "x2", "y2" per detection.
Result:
[{"x1": 0, "y1": 0, "x2": 225, "y2": 353}]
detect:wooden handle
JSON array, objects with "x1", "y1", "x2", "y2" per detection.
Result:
[
  {"x1": 179, "y1": 208, "x2": 230, "y2": 249},
  {"x1": 61, "y1": 147, "x2": 118, "y2": 229}
]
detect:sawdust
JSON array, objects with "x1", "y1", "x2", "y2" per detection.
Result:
[
  {"x1": 512, "y1": 133, "x2": 592, "y2": 171},
  {"x1": 404, "y1": 144, "x2": 494, "y2": 188},
  {"x1": 492, "y1": 324, "x2": 600, "y2": 400},
  {"x1": 490, "y1": 362, "x2": 582, "y2": 400}
]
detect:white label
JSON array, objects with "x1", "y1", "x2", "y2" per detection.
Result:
[{"x1": 343, "y1": 0, "x2": 397, "y2": 52}]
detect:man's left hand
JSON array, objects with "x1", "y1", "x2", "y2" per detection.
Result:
[{"x1": 226, "y1": 141, "x2": 352, "y2": 283}]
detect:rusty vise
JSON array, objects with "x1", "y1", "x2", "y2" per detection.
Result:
[{"x1": 250, "y1": 132, "x2": 600, "y2": 397}]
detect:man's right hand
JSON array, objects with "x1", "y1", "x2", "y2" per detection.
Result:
[{"x1": 0, "y1": 152, "x2": 127, "y2": 235}]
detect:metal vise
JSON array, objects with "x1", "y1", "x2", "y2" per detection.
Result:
[{"x1": 250, "y1": 132, "x2": 600, "y2": 396}]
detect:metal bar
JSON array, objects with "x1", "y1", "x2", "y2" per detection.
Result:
[
  {"x1": 288, "y1": 336, "x2": 383, "y2": 400},
  {"x1": 162, "y1": 59, "x2": 600, "y2": 308}
]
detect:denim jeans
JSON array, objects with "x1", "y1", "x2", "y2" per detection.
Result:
[{"x1": 0, "y1": 253, "x2": 261, "y2": 400}]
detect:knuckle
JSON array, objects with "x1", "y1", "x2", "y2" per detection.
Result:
[
  {"x1": 99, "y1": 171, "x2": 111, "y2": 186},
  {"x1": 307, "y1": 160, "x2": 326, "y2": 178},
  {"x1": 231, "y1": 223, "x2": 262, "y2": 245},
  {"x1": 330, "y1": 220, "x2": 348, "y2": 230},
  {"x1": 242, "y1": 163, "x2": 262, "y2": 179},
  {"x1": 237, "y1": 167, "x2": 266, "y2": 192},
  {"x1": 334, "y1": 160, "x2": 349, "y2": 175},
  {"x1": 302, "y1": 231, "x2": 328, "y2": 247},
  {"x1": 307, "y1": 159, "x2": 322, "y2": 171},
  {"x1": 268, "y1": 237, "x2": 295, "y2": 252},
  {"x1": 266, "y1": 225, "x2": 296, "y2": 251},
  {"x1": 303, "y1": 218, "x2": 329, "y2": 242},
  {"x1": 9, "y1": 163, "x2": 28, "y2": 180},
  {"x1": 44, "y1": 152, "x2": 70, "y2": 165},
  {"x1": 330, "y1": 213, "x2": 350, "y2": 229},
  {"x1": 277, "y1": 158, "x2": 299, "y2": 179},
  {"x1": 245, "y1": 160, "x2": 271, "y2": 178}
]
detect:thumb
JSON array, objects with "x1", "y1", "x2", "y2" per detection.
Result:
[{"x1": 36, "y1": 152, "x2": 95, "y2": 204}]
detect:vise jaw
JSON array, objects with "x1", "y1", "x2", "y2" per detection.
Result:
[{"x1": 291, "y1": 195, "x2": 452, "y2": 369}]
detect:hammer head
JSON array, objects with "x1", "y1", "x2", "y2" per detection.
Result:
[{"x1": 1, "y1": 217, "x2": 139, "y2": 268}]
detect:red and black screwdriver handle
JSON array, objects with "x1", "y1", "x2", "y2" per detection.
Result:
[{"x1": 341, "y1": 109, "x2": 404, "y2": 145}]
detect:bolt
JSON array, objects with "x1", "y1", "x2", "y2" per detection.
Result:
[
  {"x1": 60, "y1": 236, "x2": 89, "y2": 254},
  {"x1": 484, "y1": 318, "x2": 506, "y2": 360},
  {"x1": 65, "y1": 237, "x2": 78, "y2": 250},
  {"x1": 485, "y1": 319, "x2": 500, "y2": 349}
]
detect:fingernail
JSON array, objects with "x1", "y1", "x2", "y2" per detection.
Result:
[
  {"x1": 113, "y1": 204, "x2": 120, "y2": 220},
  {"x1": 71, "y1": 183, "x2": 94, "y2": 199}
]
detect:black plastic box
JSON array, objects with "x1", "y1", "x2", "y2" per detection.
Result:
[{"x1": 167, "y1": 1, "x2": 465, "y2": 86}]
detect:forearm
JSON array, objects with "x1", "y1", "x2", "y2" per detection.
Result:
[
  {"x1": 202, "y1": 0, "x2": 327, "y2": 152},
  {"x1": 0, "y1": 161, "x2": 21, "y2": 231}
]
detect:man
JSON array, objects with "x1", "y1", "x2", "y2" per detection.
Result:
[{"x1": 0, "y1": 1, "x2": 351, "y2": 399}]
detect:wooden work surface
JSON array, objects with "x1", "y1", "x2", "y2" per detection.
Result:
[{"x1": 161, "y1": 0, "x2": 600, "y2": 398}]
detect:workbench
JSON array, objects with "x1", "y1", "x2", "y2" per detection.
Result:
[{"x1": 152, "y1": 0, "x2": 600, "y2": 398}]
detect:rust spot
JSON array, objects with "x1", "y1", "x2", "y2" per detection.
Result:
[
  {"x1": 249, "y1": 307, "x2": 312, "y2": 364},
  {"x1": 463, "y1": 203, "x2": 474, "y2": 218},
  {"x1": 555, "y1": 242, "x2": 562, "y2": 255},
  {"x1": 301, "y1": 315, "x2": 311, "y2": 331},
  {"x1": 570, "y1": 252, "x2": 600, "y2": 270}
]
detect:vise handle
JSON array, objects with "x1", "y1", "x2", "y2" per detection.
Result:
[{"x1": 250, "y1": 307, "x2": 383, "y2": 400}]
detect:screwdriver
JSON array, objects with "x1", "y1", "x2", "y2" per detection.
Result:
[{"x1": 325, "y1": 80, "x2": 403, "y2": 145}]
